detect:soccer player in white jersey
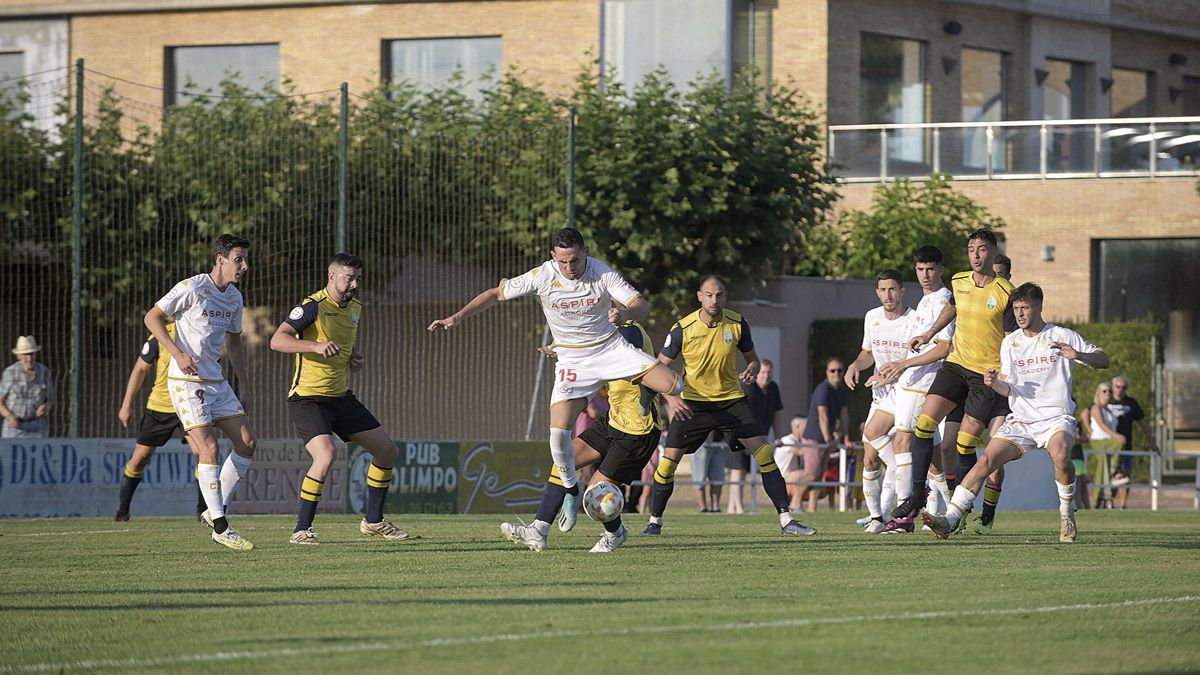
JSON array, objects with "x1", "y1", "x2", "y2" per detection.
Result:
[
  {"x1": 144, "y1": 234, "x2": 258, "y2": 551},
  {"x1": 844, "y1": 269, "x2": 912, "y2": 533},
  {"x1": 428, "y1": 227, "x2": 689, "y2": 534},
  {"x1": 874, "y1": 246, "x2": 956, "y2": 533},
  {"x1": 922, "y1": 283, "x2": 1108, "y2": 542}
]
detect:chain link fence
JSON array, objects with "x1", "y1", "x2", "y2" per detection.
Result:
[{"x1": 1, "y1": 62, "x2": 568, "y2": 440}]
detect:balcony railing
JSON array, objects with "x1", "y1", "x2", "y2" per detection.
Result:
[{"x1": 828, "y1": 116, "x2": 1200, "y2": 182}]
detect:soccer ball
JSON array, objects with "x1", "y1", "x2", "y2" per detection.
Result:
[{"x1": 582, "y1": 481, "x2": 624, "y2": 523}]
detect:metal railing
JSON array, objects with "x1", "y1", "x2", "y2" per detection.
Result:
[
  {"x1": 828, "y1": 116, "x2": 1200, "y2": 182},
  {"x1": 1084, "y1": 448, "x2": 1200, "y2": 511}
]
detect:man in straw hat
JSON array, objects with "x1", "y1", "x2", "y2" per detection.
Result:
[{"x1": 1, "y1": 336, "x2": 54, "y2": 438}]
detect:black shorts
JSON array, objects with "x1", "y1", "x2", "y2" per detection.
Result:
[
  {"x1": 136, "y1": 409, "x2": 184, "y2": 447},
  {"x1": 928, "y1": 362, "x2": 1002, "y2": 425},
  {"x1": 723, "y1": 431, "x2": 752, "y2": 471},
  {"x1": 664, "y1": 398, "x2": 763, "y2": 454},
  {"x1": 946, "y1": 403, "x2": 964, "y2": 425},
  {"x1": 578, "y1": 416, "x2": 659, "y2": 485},
  {"x1": 288, "y1": 392, "x2": 381, "y2": 444}
]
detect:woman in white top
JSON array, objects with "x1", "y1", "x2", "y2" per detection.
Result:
[{"x1": 1086, "y1": 382, "x2": 1123, "y2": 443}]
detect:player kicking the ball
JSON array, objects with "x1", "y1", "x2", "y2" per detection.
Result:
[
  {"x1": 502, "y1": 321, "x2": 660, "y2": 553},
  {"x1": 429, "y1": 227, "x2": 689, "y2": 530},
  {"x1": 144, "y1": 234, "x2": 258, "y2": 551},
  {"x1": 922, "y1": 283, "x2": 1108, "y2": 542}
]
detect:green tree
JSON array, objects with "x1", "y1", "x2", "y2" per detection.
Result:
[{"x1": 795, "y1": 173, "x2": 1004, "y2": 279}]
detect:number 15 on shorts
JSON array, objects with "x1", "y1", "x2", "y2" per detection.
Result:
[{"x1": 557, "y1": 368, "x2": 577, "y2": 382}]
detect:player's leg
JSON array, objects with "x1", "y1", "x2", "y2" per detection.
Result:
[
  {"x1": 637, "y1": 363, "x2": 685, "y2": 397},
  {"x1": 586, "y1": 429, "x2": 655, "y2": 552},
  {"x1": 115, "y1": 442, "x2": 156, "y2": 521},
  {"x1": 188, "y1": 424, "x2": 251, "y2": 550},
  {"x1": 1046, "y1": 431, "x2": 1078, "y2": 541},
  {"x1": 738, "y1": 431, "x2": 816, "y2": 536},
  {"x1": 893, "y1": 376, "x2": 961, "y2": 520},
  {"x1": 214, "y1": 414, "x2": 256, "y2": 509},
  {"x1": 860, "y1": 408, "x2": 893, "y2": 532},
  {"x1": 342, "y1": 408, "x2": 411, "y2": 541},
  {"x1": 291, "y1": 433, "x2": 337, "y2": 545},
  {"x1": 644, "y1": 404, "x2": 710, "y2": 535},
  {"x1": 924, "y1": 436, "x2": 1023, "y2": 539},
  {"x1": 976, "y1": 411, "x2": 1010, "y2": 534}
]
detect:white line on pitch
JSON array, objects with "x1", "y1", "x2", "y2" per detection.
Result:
[
  {"x1": 2, "y1": 595, "x2": 1197, "y2": 673},
  {"x1": 13, "y1": 529, "x2": 131, "y2": 537}
]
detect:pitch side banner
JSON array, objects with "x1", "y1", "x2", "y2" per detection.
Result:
[
  {"x1": 225, "y1": 438, "x2": 347, "y2": 515},
  {"x1": 0, "y1": 439, "x2": 198, "y2": 518}
]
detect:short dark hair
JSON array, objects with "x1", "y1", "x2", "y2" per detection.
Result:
[
  {"x1": 993, "y1": 253, "x2": 1012, "y2": 276},
  {"x1": 549, "y1": 227, "x2": 586, "y2": 251},
  {"x1": 213, "y1": 234, "x2": 250, "y2": 261},
  {"x1": 876, "y1": 269, "x2": 902, "y2": 285},
  {"x1": 968, "y1": 228, "x2": 998, "y2": 247},
  {"x1": 1010, "y1": 282, "x2": 1043, "y2": 306},
  {"x1": 913, "y1": 246, "x2": 944, "y2": 264},
  {"x1": 329, "y1": 251, "x2": 363, "y2": 270},
  {"x1": 698, "y1": 274, "x2": 726, "y2": 290}
]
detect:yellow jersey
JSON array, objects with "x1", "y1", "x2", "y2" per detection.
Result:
[
  {"x1": 286, "y1": 289, "x2": 362, "y2": 398},
  {"x1": 946, "y1": 271, "x2": 1016, "y2": 374},
  {"x1": 608, "y1": 322, "x2": 659, "y2": 436},
  {"x1": 661, "y1": 308, "x2": 754, "y2": 402},
  {"x1": 139, "y1": 323, "x2": 178, "y2": 414}
]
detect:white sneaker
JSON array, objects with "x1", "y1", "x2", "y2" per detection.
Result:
[
  {"x1": 855, "y1": 515, "x2": 873, "y2": 528},
  {"x1": 289, "y1": 529, "x2": 319, "y2": 545},
  {"x1": 200, "y1": 510, "x2": 215, "y2": 529},
  {"x1": 360, "y1": 518, "x2": 410, "y2": 541},
  {"x1": 864, "y1": 518, "x2": 887, "y2": 534},
  {"x1": 212, "y1": 526, "x2": 254, "y2": 551},
  {"x1": 1060, "y1": 511, "x2": 1077, "y2": 543},
  {"x1": 590, "y1": 525, "x2": 628, "y2": 553},
  {"x1": 558, "y1": 492, "x2": 580, "y2": 533},
  {"x1": 501, "y1": 520, "x2": 547, "y2": 551}
]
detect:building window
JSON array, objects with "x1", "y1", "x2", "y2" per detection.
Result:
[
  {"x1": 1111, "y1": 68, "x2": 1151, "y2": 117},
  {"x1": 603, "y1": 0, "x2": 768, "y2": 91},
  {"x1": 0, "y1": 51, "x2": 21, "y2": 110},
  {"x1": 1183, "y1": 75, "x2": 1200, "y2": 117},
  {"x1": 1044, "y1": 58, "x2": 1088, "y2": 171},
  {"x1": 1093, "y1": 238, "x2": 1200, "y2": 368},
  {"x1": 165, "y1": 44, "x2": 279, "y2": 106},
  {"x1": 860, "y1": 33, "x2": 927, "y2": 166},
  {"x1": 961, "y1": 47, "x2": 1006, "y2": 170},
  {"x1": 384, "y1": 36, "x2": 502, "y2": 101}
]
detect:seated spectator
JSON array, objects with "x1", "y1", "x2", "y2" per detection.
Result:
[{"x1": 775, "y1": 415, "x2": 812, "y2": 512}]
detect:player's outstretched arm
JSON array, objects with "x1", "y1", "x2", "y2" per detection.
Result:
[
  {"x1": 428, "y1": 287, "x2": 501, "y2": 331},
  {"x1": 144, "y1": 305, "x2": 194, "y2": 375},
  {"x1": 1052, "y1": 342, "x2": 1109, "y2": 370},
  {"x1": 118, "y1": 358, "x2": 152, "y2": 429},
  {"x1": 612, "y1": 296, "x2": 650, "y2": 324},
  {"x1": 270, "y1": 322, "x2": 339, "y2": 357},
  {"x1": 878, "y1": 340, "x2": 951, "y2": 381}
]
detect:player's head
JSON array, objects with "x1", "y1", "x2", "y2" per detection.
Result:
[
  {"x1": 790, "y1": 414, "x2": 806, "y2": 435},
  {"x1": 697, "y1": 275, "x2": 727, "y2": 315},
  {"x1": 912, "y1": 245, "x2": 945, "y2": 291},
  {"x1": 967, "y1": 229, "x2": 999, "y2": 273},
  {"x1": 1094, "y1": 381, "x2": 1112, "y2": 405},
  {"x1": 549, "y1": 227, "x2": 587, "y2": 280},
  {"x1": 993, "y1": 253, "x2": 1012, "y2": 280},
  {"x1": 1009, "y1": 282, "x2": 1043, "y2": 329},
  {"x1": 212, "y1": 234, "x2": 250, "y2": 282},
  {"x1": 874, "y1": 269, "x2": 904, "y2": 312},
  {"x1": 327, "y1": 252, "x2": 363, "y2": 303},
  {"x1": 824, "y1": 357, "x2": 844, "y2": 386}
]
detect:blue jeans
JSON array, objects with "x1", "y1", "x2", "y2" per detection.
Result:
[{"x1": 1, "y1": 417, "x2": 48, "y2": 438}]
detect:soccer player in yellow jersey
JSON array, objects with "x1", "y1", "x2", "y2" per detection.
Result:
[
  {"x1": 270, "y1": 252, "x2": 410, "y2": 545},
  {"x1": 642, "y1": 276, "x2": 815, "y2": 537},
  {"x1": 502, "y1": 321, "x2": 661, "y2": 553},
  {"x1": 890, "y1": 229, "x2": 1016, "y2": 523},
  {"x1": 114, "y1": 322, "x2": 206, "y2": 521}
]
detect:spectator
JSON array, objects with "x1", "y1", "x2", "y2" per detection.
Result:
[
  {"x1": 691, "y1": 431, "x2": 725, "y2": 512},
  {"x1": 725, "y1": 359, "x2": 783, "y2": 513},
  {"x1": 0, "y1": 336, "x2": 54, "y2": 438},
  {"x1": 1082, "y1": 382, "x2": 1122, "y2": 508},
  {"x1": 797, "y1": 358, "x2": 850, "y2": 510},
  {"x1": 774, "y1": 415, "x2": 811, "y2": 511},
  {"x1": 1106, "y1": 375, "x2": 1159, "y2": 509}
]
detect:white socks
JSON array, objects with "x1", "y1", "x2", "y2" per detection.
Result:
[
  {"x1": 1056, "y1": 480, "x2": 1075, "y2": 517},
  {"x1": 549, "y1": 427, "x2": 576, "y2": 489},
  {"x1": 928, "y1": 470, "x2": 949, "y2": 512},
  {"x1": 778, "y1": 511, "x2": 793, "y2": 527},
  {"x1": 220, "y1": 452, "x2": 253, "y2": 506},
  {"x1": 945, "y1": 485, "x2": 977, "y2": 529},
  {"x1": 197, "y1": 463, "x2": 224, "y2": 519},
  {"x1": 893, "y1": 452, "x2": 913, "y2": 501},
  {"x1": 863, "y1": 468, "x2": 883, "y2": 519},
  {"x1": 881, "y1": 465, "x2": 896, "y2": 515}
]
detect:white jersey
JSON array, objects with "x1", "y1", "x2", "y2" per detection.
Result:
[
  {"x1": 155, "y1": 273, "x2": 243, "y2": 381},
  {"x1": 861, "y1": 305, "x2": 913, "y2": 401},
  {"x1": 498, "y1": 257, "x2": 640, "y2": 348},
  {"x1": 899, "y1": 286, "x2": 955, "y2": 392},
  {"x1": 999, "y1": 323, "x2": 1099, "y2": 422}
]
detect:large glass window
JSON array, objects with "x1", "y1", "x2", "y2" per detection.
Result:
[
  {"x1": 0, "y1": 51, "x2": 21, "y2": 110},
  {"x1": 384, "y1": 37, "x2": 502, "y2": 101},
  {"x1": 603, "y1": 0, "x2": 728, "y2": 89},
  {"x1": 961, "y1": 48, "x2": 1006, "y2": 170},
  {"x1": 1094, "y1": 238, "x2": 1200, "y2": 368},
  {"x1": 166, "y1": 44, "x2": 279, "y2": 106},
  {"x1": 860, "y1": 34, "x2": 927, "y2": 167},
  {"x1": 1044, "y1": 58, "x2": 1088, "y2": 171},
  {"x1": 1111, "y1": 67, "x2": 1150, "y2": 117},
  {"x1": 732, "y1": 0, "x2": 771, "y2": 89}
]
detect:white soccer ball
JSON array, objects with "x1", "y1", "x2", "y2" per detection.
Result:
[{"x1": 582, "y1": 481, "x2": 624, "y2": 523}]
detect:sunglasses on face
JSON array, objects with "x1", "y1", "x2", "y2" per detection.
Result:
[{"x1": 828, "y1": 368, "x2": 843, "y2": 373}]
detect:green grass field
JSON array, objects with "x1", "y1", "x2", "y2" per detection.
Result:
[{"x1": 1, "y1": 510, "x2": 1198, "y2": 673}]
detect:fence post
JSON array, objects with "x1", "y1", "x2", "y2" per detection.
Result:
[
  {"x1": 837, "y1": 445, "x2": 847, "y2": 512},
  {"x1": 337, "y1": 82, "x2": 348, "y2": 252},
  {"x1": 567, "y1": 106, "x2": 576, "y2": 227},
  {"x1": 70, "y1": 58, "x2": 84, "y2": 437}
]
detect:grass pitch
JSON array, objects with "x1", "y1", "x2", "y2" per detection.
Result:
[{"x1": 1, "y1": 510, "x2": 1198, "y2": 673}]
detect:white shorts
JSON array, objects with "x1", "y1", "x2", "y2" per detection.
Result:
[
  {"x1": 170, "y1": 378, "x2": 246, "y2": 430},
  {"x1": 993, "y1": 414, "x2": 1076, "y2": 456},
  {"x1": 893, "y1": 386, "x2": 944, "y2": 445},
  {"x1": 870, "y1": 383, "x2": 897, "y2": 415},
  {"x1": 550, "y1": 334, "x2": 662, "y2": 406}
]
